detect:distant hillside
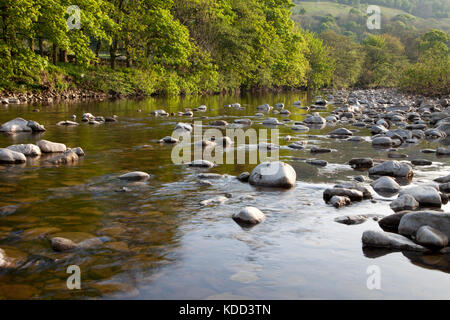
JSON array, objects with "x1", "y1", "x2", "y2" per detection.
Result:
[{"x1": 292, "y1": 1, "x2": 450, "y2": 32}]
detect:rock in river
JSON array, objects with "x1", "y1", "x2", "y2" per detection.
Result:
[
  {"x1": 50, "y1": 237, "x2": 77, "y2": 252},
  {"x1": 368, "y1": 160, "x2": 413, "y2": 178},
  {"x1": 0, "y1": 148, "x2": 26, "y2": 164},
  {"x1": 390, "y1": 194, "x2": 419, "y2": 212},
  {"x1": 398, "y1": 186, "x2": 442, "y2": 208},
  {"x1": 378, "y1": 211, "x2": 410, "y2": 232},
  {"x1": 6, "y1": 144, "x2": 41, "y2": 157},
  {"x1": 26, "y1": 120, "x2": 46, "y2": 132},
  {"x1": 118, "y1": 171, "x2": 150, "y2": 181},
  {"x1": 189, "y1": 160, "x2": 215, "y2": 168},
  {"x1": 37, "y1": 140, "x2": 67, "y2": 153},
  {"x1": 371, "y1": 176, "x2": 400, "y2": 195},
  {"x1": 415, "y1": 226, "x2": 448, "y2": 249},
  {"x1": 398, "y1": 211, "x2": 450, "y2": 239},
  {"x1": 248, "y1": 161, "x2": 296, "y2": 189},
  {"x1": 47, "y1": 149, "x2": 79, "y2": 165},
  {"x1": 0, "y1": 118, "x2": 32, "y2": 132},
  {"x1": 349, "y1": 158, "x2": 373, "y2": 169},
  {"x1": 232, "y1": 207, "x2": 265, "y2": 225},
  {"x1": 329, "y1": 196, "x2": 351, "y2": 208},
  {"x1": 323, "y1": 188, "x2": 364, "y2": 202},
  {"x1": 237, "y1": 172, "x2": 250, "y2": 182},
  {"x1": 362, "y1": 230, "x2": 427, "y2": 252},
  {"x1": 335, "y1": 214, "x2": 368, "y2": 225}
]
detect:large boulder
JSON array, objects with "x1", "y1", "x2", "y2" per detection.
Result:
[
  {"x1": 398, "y1": 186, "x2": 442, "y2": 208},
  {"x1": 390, "y1": 194, "x2": 419, "y2": 212},
  {"x1": 415, "y1": 226, "x2": 448, "y2": 249},
  {"x1": 0, "y1": 118, "x2": 32, "y2": 132},
  {"x1": 37, "y1": 140, "x2": 67, "y2": 153},
  {"x1": 362, "y1": 230, "x2": 428, "y2": 251},
  {"x1": 371, "y1": 176, "x2": 400, "y2": 195},
  {"x1": 399, "y1": 211, "x2": 450, "y2": 239},
  {"x1": 26, "y1": 120, "x2": 46, "y2": 132},
  {"x1": 6, "y1": 144, "x2": 41, "y2": 157},
  {"x1": 249, "y1": 161, "x2": 296, "y2": 189},
  {"x1": 368, "y1": 160, "x2": 413, "y2": 178},
  {"x1": 0, "y1": 148, "x2": 26, "y2": 164},
  {"x1": 378, "y1": 211, "x2": 410, "y2": 232}
]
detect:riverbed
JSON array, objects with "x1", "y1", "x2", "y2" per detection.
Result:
[{"x1": 0, "y1": 91, "x2": 449, "y2": 299}]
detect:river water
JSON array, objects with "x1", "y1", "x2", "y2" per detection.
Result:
[{"x1": 0, "y1": 92, "x2": 449, "y2": 299}]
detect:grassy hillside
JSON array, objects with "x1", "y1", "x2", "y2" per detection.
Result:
[{"x1": 292, "y1": 1, "x2": 450, "y2": 31}]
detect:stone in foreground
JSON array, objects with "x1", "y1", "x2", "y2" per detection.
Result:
[
  {"x1": 37, "y1": 140, "x2": 67, "y2": 153},
  {"x1": 0, "y1": 148, "x2": 27, "y2": 164},
  {"x1": 415, "y1": 226, "x2": 448, "y2": 249},
  {"x1": 249, "y1": 161, "x2": 296, "y2": 189},
  {"x1": 398, "y1": 211, "x2": 450, "y2": 239},
  {"x1": 232, "y1": 207, "x2": 265, "y2": 225},
  {"x1": 7, "y1": 144, "x2": 41, "y2": 157},
  {"x1": 368, "y1": 160, "x2": 413, "y2": 178},
  {"x1": 362, "y1": 230, "x2": 427, "y2": 252},
  {"x1": 398, "y1": 186, "x2": 442, "y2": 208},
  {"x1": 390, "y1": 194, "x2": 419, "y2": 212}
]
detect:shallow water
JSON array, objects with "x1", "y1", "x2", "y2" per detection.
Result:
[{"x1": 0, "y1": 92, "x2": 449, "y2": 299}]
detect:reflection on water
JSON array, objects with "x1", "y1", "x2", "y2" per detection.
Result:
[{"x1": 0, "y1": 91, "x2": 449, "y2": 299}]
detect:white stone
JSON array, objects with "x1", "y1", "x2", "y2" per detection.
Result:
[
  {"x1": 249, "y1": 161, "x2": 296, "y2": 189},
  {"x1": 233, "y1": 207, "x2": 265, "y2": 225}
]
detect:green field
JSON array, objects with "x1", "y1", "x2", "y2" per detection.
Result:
[{"x1": 291, "y1": 1, "x2": 450, "y2": 31}]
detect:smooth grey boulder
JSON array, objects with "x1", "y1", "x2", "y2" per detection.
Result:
[
  {"x1": 439, "y1": 182, "x2": 450, "y2": 193},
  {"x1": 291, "y1": 125, "x2": 310, "y2": 132},
  {"x1": 249, "y1": 161, "x2": 296, "y2": 189},
  {"x1": 57, "y1": 120, "x2": 79, "y2": 126},
  {"x1": 159, "y1": 136, "x2": 178, "y2": 144},
  {"x1": 304, "y1": 114, "x2": 326, "y2": 125},
  {"x1": 334, "y1": 182, "x2": 372, "y2": 199},
  {"x1": 399, "y1": 186, "x2": 442, "y2": 208},
  {"x1": 436, "y1": 147, "x2": 450, "y2": 155},
  {"x1": 51, "y1": 237, "x2": 77, "y2": 252},
  {"x1": 329, "y1": 196, "x2": 351, "y2": 208},
  {"x1": 174, "y1": 122, "x2": 193, "y2": 132},
  {"x1": 306, "y1": 159, "x2": 327, "y2": 167},
  {"x1": 371, "y1": 176, "x2": 400, "y2": 195},
  {"x1": 27, "y1": 120, "x2": 46, "y2": 132},
  {"x1": 234, "y1": 119, "x2": 252, "y2": 126},
  {"x1": 71, "y1": 147, "x2": 85, "y2": 157},
  {"x1": 288, "y1": 141, "x2": 307, "y2": 150},
  {"x1": 335, "y1": 215, "x2": 367, "y2": 225},
  {"x1": 329, "y1": 128, "x2": 353, "y2": 136},
  {"x1": 435, "y1": 174, "x2": 450, "y2": 183},
  {"x1": 372, "y1": 136, "x2": 393, "y2": 147},
  {"x1": 151, "y1": 109, "x2": 169, "y2": 116},
  {"x1": 399, "y1": 211, "x2": 450, "y2": 239},
  {"x1": 323, "y1": 188, "x2": 363, "y2": 202},
  {"x1": 47, "y1": 149, "x2": 79, "y2": 165},
  {"x1": 6, "y1": 144, "x2": 41, "y2": 157},
  {"x1": 368, "y1": 160, "x2": 413, "y2": 178},
  {"x1": 37, "y1": 140, "x2": 67, "y2": 153},
  {"x1": 237, "y1": 172, "x2": 250, "y2": 182},
  {"x1": 198, "y1": 173, "x2": 223, "y2": 180},
  {"x1": 262, "y1": 118, "x2": 281, "y2": 125},
  {"x1": 188, "y1": 159, "x2": 215, "y2": 168},
  {"x1": 0, "y1": 118, "x2": 32, "y2": 132},
  {"x1": 232, "y1": 207, "x2": 265, "y2": 225},
  {"x1": 362, "y1": 230, "x2": 427, "y2": 252},
  {"x1": 118, "y1": 171, "x2": 150, "y2": 181},
  {"x1": 209, "y1": 120, "x2": 228, "y2": 126},
  {"x1": 415, "y1": 226, "x2": 448, "y2": 248},
  {"x1": 0, "y1": 148, "x2": 27, "y2": 164},
  {"x1": 378, "y1": 211, "x2": 410, "y2": 232},
  {"x1": 390, "y1": 194, "x2": 419, "y2": 212}
]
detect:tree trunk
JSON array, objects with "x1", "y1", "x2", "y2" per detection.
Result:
[
  {"x1": 29, "y1": 38, "x2": 34, "y2": 52},
  {"x1": 38, "y1": 38, "x2": 43, "y2": 56},
  {"x1": 52, "y1": 44, "x2": 57, "y2": 64},
  {"x1": 59, "y1": 49, "x2": 67, "y2": 63},
  {"x1": 95, "y1": 40, "x2": 101, "y2": 65},
  {"x1": 110, "y1": 37, "x2": 118, "y2": 69}
]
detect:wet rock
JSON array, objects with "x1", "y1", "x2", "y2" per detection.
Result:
[
  {"x1": 215, "y1": 136, "x2": 233, "y2": 148},
  {"x1": 189, "y1": 159, "x2": 215, "y2": 168},
  {"x1": 6, "y1": 144, "x2": 41, "y2": 157},
  {"x1": 399, "y1": 186, "x2": 442, "y2": 208},
  {"x1": 57, "y1": 120, "x2": 79, "y2": 126},
  {"x1": 378, "y1": 211, "x2": 410, "y2": 232},
  {"x1": 262, "y1": 118, "x2": 281, "y2": 126},
  {"x1": 310, "y1": 146, "x2": 331, "y2": 153},
  {"x1": 439, "y1": 182, "x2": 450, "y2": 193},
  {"x1": 354, "y1": 175, "x2": 366, "y2": 182},
  {"x1": 370, "y1": 125, "x2": 388, "y2": 135},
  {"x1": 0, "y1": 148, "x2": 27, "y2": 164},
  {"x1": 232, "y1": 207, "x2": 265, "y2": 225},
  {"x1": 323, "y1": 188, "x2": 363, "y2": 202},
  {"x1": 436, "y1": 147, "x2": 450, "y2": 156},
  {"x1": 237, "y1": 172, "x2": 250, "y2": 182},
  {"x1": 335, "y1": 214, "x2": 367, "y2": 225},
  {"x1": 388, "y1": 152, "x2": 408, "y2": 159},
  {"x1": 151, "y1": 110, "x2": 169, "y2": 116},
  {"x1": 362, "y1": 230, "x2": 427, "y2": 252},
  {"x1": 249, "y1": 161, "x2": 296, "y2": 189},
  {"x1": 37, "y1": 140, "x2": 67, "y2": 153},
  {"x1": 334, "y1": 182, "x2": 372, "y2": 199},
  {"x1": 416, "y1": 226, "x2": 448, "y2": 249},
  {"x1": 390, "y1": 194, "x2": 419, "y2": 212},
  {"x1": 399, "y1": 211, "x2": 450, "y2": 239},
  {"x1": 0, "y1": 118, "x2": 32, "y2": 132},
  {"x1": 349, "y1": 158, "x2": 373, "y2": 169},
  {"x1": 371, "y1": 176, "x2": 401, "y2": 195},
  {"x1": 0, "y1": 248, "x2": 19, "y2": 269},
  {"x1": 257, "y1": 104, "x2": 272, "y2": 112},
  {"x1": 77, "y1": 237, "x2": 104, "y2": 249},
  {"x1": 198, "y1": 173, "x2": 223, "y2": 180},
  {"x1": 329, "y1": 128, "x2": 353, "y2": 136},
  {"x1": 372, "y1": 136, "x2": 393, "y2": 147},
  {"x1": 118, "y1": 171, "x2": 150, "y2": 181},
  {"x1": 159, "y1": 136, "x2": 178, "y2": 144},
  {"x1": 200, "y1": 196, "x2": 228, "y2": 206},
  {"x1": 368, "y1": 160, "x2": 413, "y2": 178},
  {"x1": 411, "y1": 159, "x2": 432, "y2": 166},
  {"x1": 50, "y1": 237, "x2": 77, "y2": 252},
  {"x1": 209, "y1": 120, "x2": 228, "y2": 126},
  {"x1": 47, "y1": 149, "x2": 79, "y2": 165},
  {"x1": 435, "y1": 174, "x2": 450, "y2": 183},
  {"x1": 291, "y1": 125, "x2": 310, "y2": 132},
  {"x1": 306, "y1": 159, "x2": 327, "y2": 167},
  {"x1": 174, "y1": 122, "x2": 192, "y2": 132},
  {"x1": 71, "y1": 147, "x2": 85, "y2": 157},
  {"x1": 27, "y1": 120, "x2": 46, "y2": 132},
  {"x1": 329, "y1": 196, "x2": 351, "y2": 208},
  {"x1": 234, "y1": 119, "x2": 252, "y2": 126},
  {"x1": 421, "y1": 149, "x2": 436, "y2": 154},
  {"x1": 304, "y1": 114, "x2": 326, "y2": 125},
  {"x1": 197, "y1": 105, "x2": 207, "y2": 111},
  {"x1": 288, "y1": 141, "x2": 307, "y2": 150}
]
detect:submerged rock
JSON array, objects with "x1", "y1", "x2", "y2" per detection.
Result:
[
  {"x1": 47, "y1": 149, "x2": 79, "y2": 165},
  {"x1": 71, "y1": 147, "x2": 85, "y2": 157},
  {"x1": 248, "y1": 161, "x2": 296, "y2": 189},
  {"x1": 329, "y1": 196, "x2": 351, "y2": 208},
  {"x1": 232, "y1": 207, "x2": 265, "y2": 225},
  {"x1": 26, "y1": 120, "x2": 46, "y2": 132},
  {"x1": 50, "y1": 237, "x2": 77, "y2": 252},
  {"x1": 390, "y1": 195, "x2": 419, "y2": 212},
  {"x1": 349, "y1": 158, "x2": 374, "y2": 169},
  {"x1": 323, "y1": 188, "x2": 363, "y2": 202},
  {"x1": 118, "y1": 171, "x2": 150, "y2": 181},
  {"x1": 200, "y1": 196, "x2": 228, "y2": 206},
  {"x1": 335, "y1": 215, "x2": 367, "y2": 225},
  {"x1": 362, "y1": 230, "x2": 427, "y2": 252}
]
